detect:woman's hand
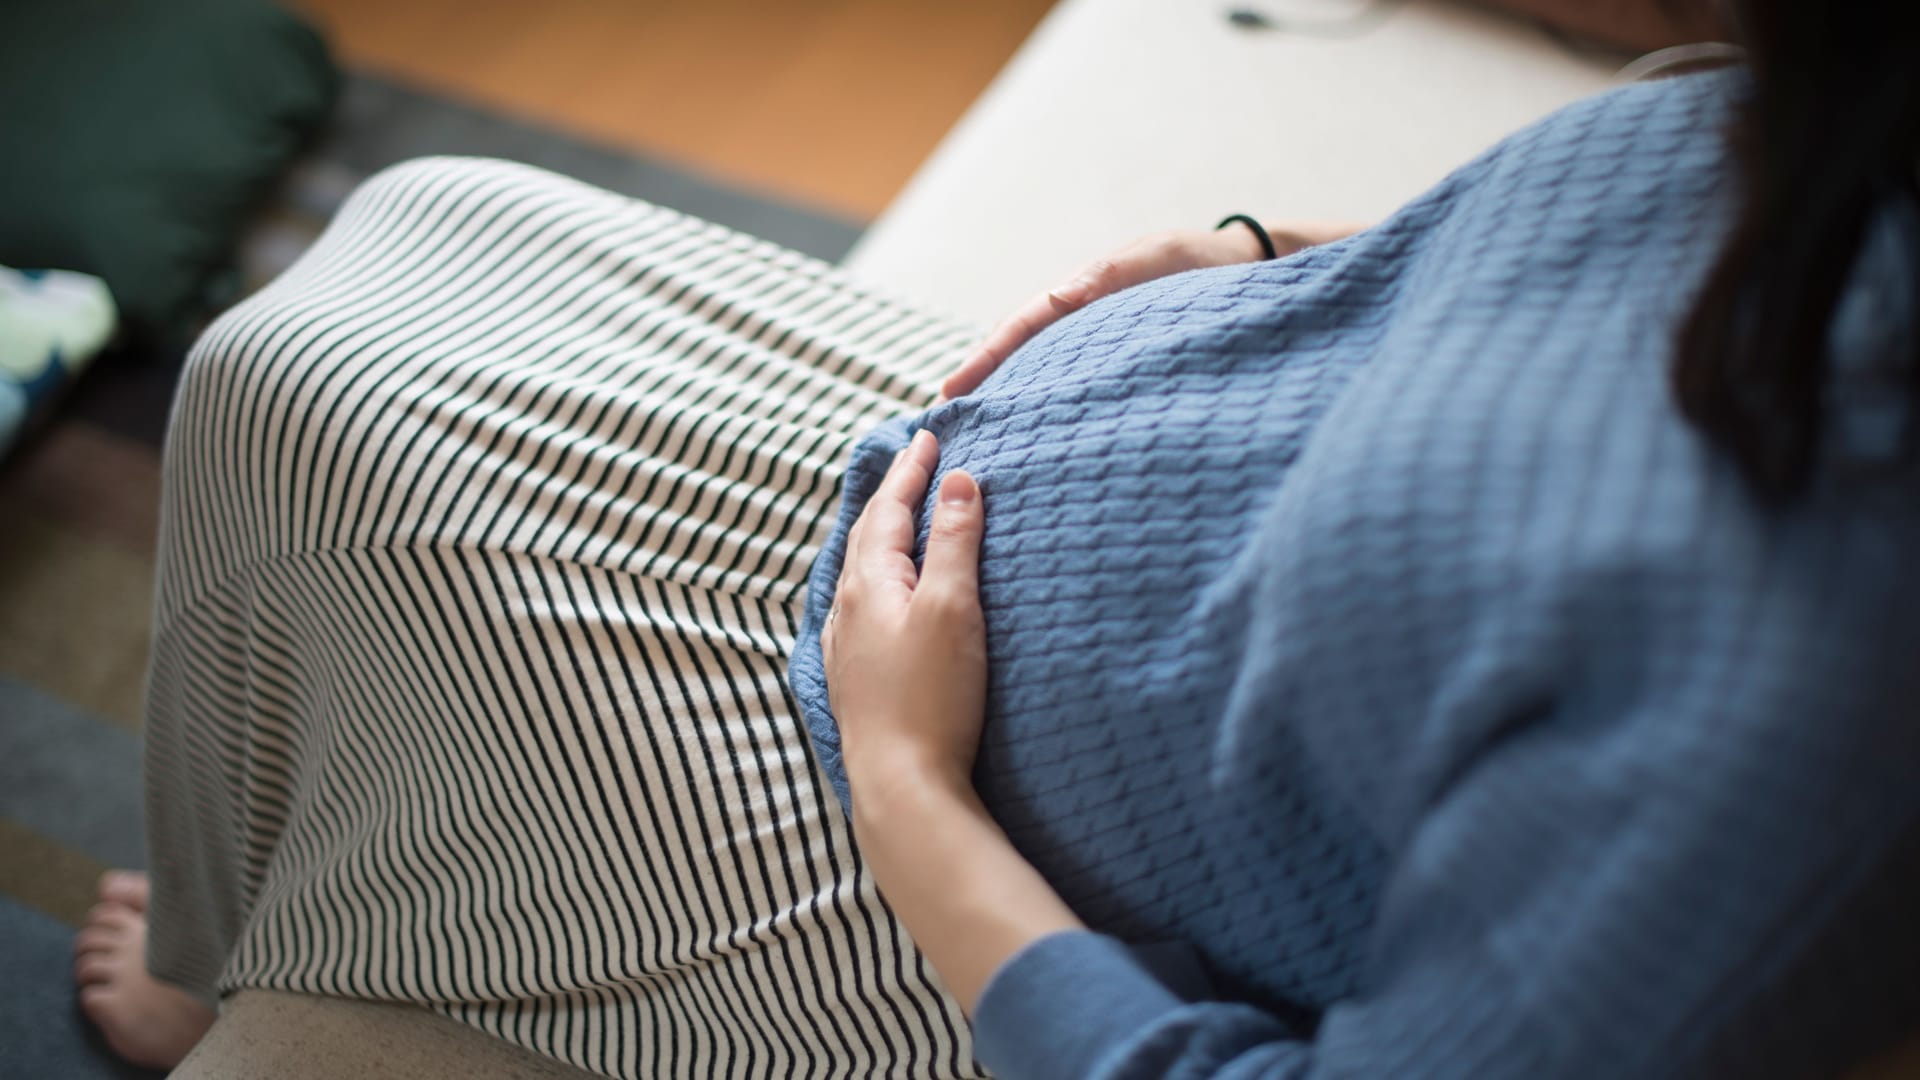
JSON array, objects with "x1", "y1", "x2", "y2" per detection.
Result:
[
  {"x1": 821, "y1": 429, "x2": 1084, "y2": 1012},
  {"x1": 823, "y1": 428, "x2": 987, "y2": 799},
  {"x1": 939, "y1": 220, "x2": 1367, "y2": 400}
]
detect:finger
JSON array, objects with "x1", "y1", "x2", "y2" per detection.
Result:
[
  {"x1": 945, "y1": 230, "x2": 1244, "y2": 400},
  {"x1": 947, "y1": 246, "x2": 1157, "y2": 400},
  {"x1": 73, "y1": 927, "x2": 122, "y2": 957},
  {"x1": 917, "y1": 470, "x2": 984, "y2": 606},
  {"x1": 75, "y1": 953, "x2": 116, "y2": 986},
  {"x1": 847, "y1": 431, "x2": 938, "y2": 575},
  {"x1": 86, "y1": 903, "x2": 136, "y2": 929},
  {"x1": 98, "y1": 871, "x2": 148, "y2": 911},
  {"x1": 840, "y1": 442, "x2": 906, "y2": 561},
  {"x1": 844, "y1": 448, "x2": 905, "y2": 569},
  {"x1": 942, "y1": 292, "x2": 1061, "y2": 400}
]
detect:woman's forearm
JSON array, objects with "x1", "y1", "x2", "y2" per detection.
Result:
[
  {"x1": 1471, "y1": 0, "x2": 1731, "y2": 52},
  {"x1": 851, "y1": 764, "x2": 1083, "y2": 1013}
]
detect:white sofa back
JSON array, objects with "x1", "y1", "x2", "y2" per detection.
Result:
[{"x1": 844, "y1": 0, "x2": 1620, "y2": 329}]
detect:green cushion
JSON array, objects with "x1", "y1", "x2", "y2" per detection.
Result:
[{"x1": 0, "y1": 0, "x2": 338, "y2": 342}]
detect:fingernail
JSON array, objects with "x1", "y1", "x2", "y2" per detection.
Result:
[
  {"x1": 939, "y1": 471, "x2": 976, "y2": 506},
  {"x1": 1050, "y1": 278, "x2": 1092, "y2": 307},
  {"x1": 911, "y1": 429, "x2": 936, "y2": 454}
]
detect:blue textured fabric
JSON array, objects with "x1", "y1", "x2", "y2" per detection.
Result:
[{"x1": 788, "y1": 71, "x2": 1920, "y2": 1079}]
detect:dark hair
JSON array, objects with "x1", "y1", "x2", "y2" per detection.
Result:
[{"x1": 1673, "y1": 1, "x2": 1920, "y2": 500}]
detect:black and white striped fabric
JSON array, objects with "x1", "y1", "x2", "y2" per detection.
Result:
[{"x1": 143, "y1": 157, "x2": 985, "y2": 1079}]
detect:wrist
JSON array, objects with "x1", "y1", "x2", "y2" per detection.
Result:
[
  {"x1": 1214, "y1": 213, "x2": 1277, "y2": 261},
  {"x1": 848, "y1": 748, "x2": 984, "y2": 838},
  {"x1": 846, "y1": 766, "x2": 1082, "y2": 1013},
  {"x1": 845, "y1": 733, "x2": 974, "y2": 798},
  {"x1": 1267, "y1": 219, "x2": 1371, "y2": 257}
]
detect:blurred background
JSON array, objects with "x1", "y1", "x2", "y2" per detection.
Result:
[{"x1": 302, "y1": 0, "x2": 1056, "y2": 222}]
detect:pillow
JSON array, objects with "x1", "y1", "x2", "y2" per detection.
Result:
[
  {"x1": 0, "y1": 267, "x2": 117, "y2": 455},
  {"x1": 0, "y1": 0, "x2": 338, "y2": 343}
]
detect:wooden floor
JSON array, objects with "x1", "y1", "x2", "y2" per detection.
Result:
[{"x1": 295, "y1": 0, "x2": 1057, "y2": 221}]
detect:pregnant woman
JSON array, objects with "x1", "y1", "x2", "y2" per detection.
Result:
[{"x1": 76, "y1": 0, "x2": 1917, "y2": 1076}]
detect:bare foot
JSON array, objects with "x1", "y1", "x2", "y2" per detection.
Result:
[{"x1": 73, "y1": 872, "x2": 215, "y2": 1070}]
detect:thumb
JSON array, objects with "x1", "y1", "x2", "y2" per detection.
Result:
[{"x1": 918, "y1": 470, "x2": 983, "y2": 602}]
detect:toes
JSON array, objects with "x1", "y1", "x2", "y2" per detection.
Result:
[
  {"x1": 98, "y1": 871, "x2": 150, "y2": 911},
  {"x1": 86, "y1": 904, "x2": 139, "y2": 931},
  {"x1": 77, "y1": 984, "x2": 122, "y2": 1039},
  {"x1": 74, "y1": 952, "x2": 118, "y2": 987},
  {"x1": 73, "y1": 925, "x2": 122, "y2": 957}
]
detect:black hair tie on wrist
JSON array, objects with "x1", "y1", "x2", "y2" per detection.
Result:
[{"x1": 1216, "y1": 213, "x2": 1278, "y2": 260}]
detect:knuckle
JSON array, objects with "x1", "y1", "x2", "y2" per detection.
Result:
[
  {"x1": 1170, "y1": 232, "x2": 1210, "y2": 264},
  {"x1": 917, "y1": 580, "x2": 967, "y2": 614},
  {"x1": 1148, "y1": 229, "x2": 1187, "y2": 252},
  {"x1": 1082, "y1": 257, "x2": 1120, "y2": 286},
  {"x1": 833, "y1": 577, "x2": 863, "y2": 607},
  {"x1": 930, "y1": 513, "x2": 979, "y2": 543},
  {"x1": 918, "y1": 583, "x2": 975, "y2": 621},
  {"x1": 1022, "y1": 301, "x2": 1062, "y2": 330}
]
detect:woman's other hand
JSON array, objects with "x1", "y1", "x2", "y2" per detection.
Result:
[
  {"x1": 823, "y1": 429, "x2": 987, "y2": 799},
  {"x1": 939, "y1": 220, "x2": 1367, "y2": 400}
]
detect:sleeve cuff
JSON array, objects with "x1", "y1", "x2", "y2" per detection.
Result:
[{"x1": 971, "y1": 930, "x2": 1205, "y2": 1080}]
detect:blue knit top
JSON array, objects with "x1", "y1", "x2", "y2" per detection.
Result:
[{"x1": 788, "y1": 71, "x2": 1920, "y2": 1079}]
